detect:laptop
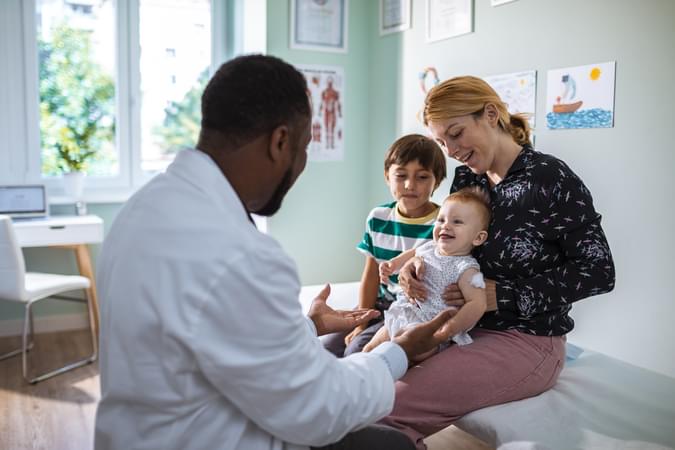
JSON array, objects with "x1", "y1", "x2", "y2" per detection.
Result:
[{"x1": 0, "y1": 185, "x2": 48, "y2": 220}]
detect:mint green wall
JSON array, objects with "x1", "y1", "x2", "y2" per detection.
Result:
[
  {"x1": 265, "y1": 0, "x2": 378, "y2": 286},
  {"x1": 366, "y1": 3, "x2": 405, "y2": 211}
]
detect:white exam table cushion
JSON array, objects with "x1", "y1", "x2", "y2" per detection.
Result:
[
  {"x1": 455, "y1": 349, "x2": 675, "y2": 449},
  {"x1": 299, "y1": 283, "x2": 675, "y2": 450}
]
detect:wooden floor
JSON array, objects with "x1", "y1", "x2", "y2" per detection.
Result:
[
  {"x1": 0, "y1": 330, "x2": 99, "y2": 450},
  {"x1": 0, "y1": 330, "x2": 491, "y2": 450}
]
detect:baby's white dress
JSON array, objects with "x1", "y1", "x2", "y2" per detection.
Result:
[{"x1": 385, "y1": 241, "x2": 483, "y2": 346}]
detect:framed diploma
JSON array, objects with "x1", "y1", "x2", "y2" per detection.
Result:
[
  {"x1": 290, "y1": 0, "x2": 348, "y2": 53},
  {"x1": 426, "y1": 0, "x2": 473, "y2": 43},
  {"x1": 380, "y1": 0, "x2": 411, "y2": 35}
]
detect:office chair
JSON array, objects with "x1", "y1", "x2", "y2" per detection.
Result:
[{"x1": 0, "y1": 215, "x2": 97, "y2": 383}]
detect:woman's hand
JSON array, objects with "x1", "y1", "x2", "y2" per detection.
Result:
[
  {"x1": 398, "y1": 256, "x2": 427, "y2": 302},
  {"x1": 442, "y1": 278, "x2": 498, "y2": 311},
  {"x1": 485, "y1": 279, "x2": 497, "y2": 311},
  {"x1": 441, "y1": 283, "x2": 464, "y2": 307}
]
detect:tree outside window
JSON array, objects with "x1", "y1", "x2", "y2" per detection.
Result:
[{"x1": 38, "y1": 23, "x2": 116, "y2": 177}]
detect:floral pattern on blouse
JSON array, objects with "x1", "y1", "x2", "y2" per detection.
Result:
[{"x1": 451, "y1": 145, "x2": 615, "y2": 336}]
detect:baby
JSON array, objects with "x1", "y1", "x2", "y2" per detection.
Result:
[{"x1": 363, "y1": 187, "x2": 490, "y2": 362}]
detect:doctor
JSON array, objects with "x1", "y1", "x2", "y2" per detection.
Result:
[{"x1": 94, "y1": 55, "x2": 456, "y2": 450}]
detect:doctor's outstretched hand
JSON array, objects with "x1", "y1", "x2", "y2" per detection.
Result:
[
  {"x1": 308, "y1": 284, "x2": 381, "y2": 336},
  {"x1": 393, "y1": 308, "x2": 459, "y2": 361}
]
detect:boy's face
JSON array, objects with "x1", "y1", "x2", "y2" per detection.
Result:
[
  {"x1": 385, "y1": 160, "x2": 437, "y2": 217},
  {"x1": 433, "y1": 200, "x2": 488, "y2": 256}
]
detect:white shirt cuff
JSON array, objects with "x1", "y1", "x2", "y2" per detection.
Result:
[
  {"x1": 305, "y1": 316, "x2": 318, "y2": 336},
  {"x1": 370, "y1": 341, "x2": 407, "y2": 380}
]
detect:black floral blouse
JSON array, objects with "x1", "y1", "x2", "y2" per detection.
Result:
[{"x1": 452, "y1": 145, "x2": 615, "y2": 336}]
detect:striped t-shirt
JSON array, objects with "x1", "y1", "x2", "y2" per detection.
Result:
[{"x1": 357, "y1": 201, "x2": 439, "y2": 301}]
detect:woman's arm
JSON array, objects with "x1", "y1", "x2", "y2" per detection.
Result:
[
  {"x1": 497, "y1": 217, "x2": 614, "y2": 317},
  {"x1": 496, "y1": 166, "x2": 615, "y2": 317},
  {"x1": 397, "y1": 256, "x2": 427, "y2": 301}
]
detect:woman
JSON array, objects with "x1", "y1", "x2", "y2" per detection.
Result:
[{"x1": 380, "y1": 76, "x2": 615, "y2": 449}]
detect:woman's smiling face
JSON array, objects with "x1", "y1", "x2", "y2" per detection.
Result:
[{"x1": 427, "y1": 109, "x2": 498, "y2": 175}]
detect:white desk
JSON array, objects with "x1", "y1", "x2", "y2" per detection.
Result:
[
  {"x1": 14, "y1": 215, "x2": 104, "y2": 247},
  {"x1": 13, "y1": 215, "x2": 104, "y2": 333}
]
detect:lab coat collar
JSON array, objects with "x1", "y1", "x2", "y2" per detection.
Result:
[{"x1": 168, "y1": 148, "x2": 254, "y2": 226}]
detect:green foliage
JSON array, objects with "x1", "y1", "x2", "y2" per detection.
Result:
[
  {"x1": 153, "y1": 69, "x2": 209, "y2": 155},
  {"x1": 39, "y1": 24, "x2": 115, "y2": 175}
]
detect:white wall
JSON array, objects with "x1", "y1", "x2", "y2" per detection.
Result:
[
  {"x1": 0, "y1": 1, "x2": 31, "y2": 182},
  {"x1": 383, "y1": 0, "x2": 675, "y2": 377}
]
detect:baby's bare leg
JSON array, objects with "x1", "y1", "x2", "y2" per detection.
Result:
[{"x1": 362, "y1": 326, "x2": 390, "y2": 352}]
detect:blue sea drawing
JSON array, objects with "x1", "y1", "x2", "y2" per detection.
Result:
[{"x1": 546, "y1": 108, "x2": 613, "y2": 129}]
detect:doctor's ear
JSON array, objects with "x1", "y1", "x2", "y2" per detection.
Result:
[{"x1": 268, "y1": 125, "x2": 290, "y2": 162}]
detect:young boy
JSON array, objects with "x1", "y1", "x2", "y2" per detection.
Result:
[
  {"x1": 321, "y1": 134, "x2": 447, "y2": 357},
  {"x1": 363, "y1": 187, "x2": 490, "y2": 362}
]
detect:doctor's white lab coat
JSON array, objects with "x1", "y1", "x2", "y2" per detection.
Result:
[{"x1": 93, "y1": 149, "x2": 397, "y2": 450}]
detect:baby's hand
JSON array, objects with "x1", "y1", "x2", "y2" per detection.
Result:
[{"x1": 379, "y1": 261, "x2": 394, "y2": 284}]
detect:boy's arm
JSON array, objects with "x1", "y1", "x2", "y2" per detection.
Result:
[
  {"x1": 379, "y1": 249, "x2": 416, "y2": 284},
  {"x1": 359, "y1": 256, "x2": 380, "y2": 309},
  {"x1": 445, "y1": 268, "x2": 487, "y2": 336},
  {"x1": 345, "y1": 256, "x2": 380, "y2": 345}
]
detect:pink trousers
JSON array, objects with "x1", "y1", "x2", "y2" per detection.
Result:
[{"x1": 379, "y1": 328, "x2": 566, "y2": 450}]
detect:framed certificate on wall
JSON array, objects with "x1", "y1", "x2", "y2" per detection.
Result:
[
  {"x1": 426, "y1": 0, "x2": 473, "y2": 43},
  {"x1": 380, "y1": 0, "x2": 411, "y2": 35},
  {"x1": 291, "y1": 0, "x2": 348, "y2": 53}
]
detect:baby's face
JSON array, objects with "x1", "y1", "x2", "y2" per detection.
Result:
[{"x1": 433, "y1": 200, "x2": 487, "y2": 256}]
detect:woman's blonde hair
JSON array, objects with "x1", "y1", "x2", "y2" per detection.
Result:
[{"x1": 423, "y1": 75, "x2": 531, "y2": 146}]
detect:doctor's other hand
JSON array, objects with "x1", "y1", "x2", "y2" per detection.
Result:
[
  {"x1": 308, "y1": 284, "x2": 380, "y2": 336},
  {"x1": 393, "y1": 308, "x2": 458, "y2": 361},
  {"x1": 398, "y1": 256, "x2": 427, "y2": 302}
]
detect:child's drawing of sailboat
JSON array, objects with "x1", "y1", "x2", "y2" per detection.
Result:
[{"x1": 553, "y1": 74, "x2": 583, "y2": 113}]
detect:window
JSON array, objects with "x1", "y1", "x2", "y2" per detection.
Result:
[
  {"x1": 26, "y1": 0, "x2": 226, "y2": 202},
  {"x1": 138, "y1": 0, "x2": 211, "y2": 173},
  {"x1": 0, "y1": 0, "x2": 263, "y2": 202},
  {"x1": 37, "y1": 0, "x2": 118, "y2": 178}
]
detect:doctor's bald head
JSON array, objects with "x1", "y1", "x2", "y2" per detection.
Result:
[{"x1": 197, "y1": 54, "x2": 311, "y2": 153}]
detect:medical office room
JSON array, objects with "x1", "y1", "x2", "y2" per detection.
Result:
[{"x1": 1, "y1": 0, "x2": 674, "y2": 449}]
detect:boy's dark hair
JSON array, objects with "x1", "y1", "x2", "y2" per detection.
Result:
[
  {"x1": 384, "y1": 134, "x2": 447, "y2": 187},
  {"x1": 447, "y1": 186, "x2": 491, "y2": 230},
  {"x1": 199, "y1": 54, "x2": 310, "y2": 151}
]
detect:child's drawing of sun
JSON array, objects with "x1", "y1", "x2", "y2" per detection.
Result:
[{"x1": 590, "y1": 67, "x2": 602, "y2": 81}]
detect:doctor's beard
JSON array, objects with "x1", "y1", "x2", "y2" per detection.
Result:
[{"x1": 254, "y1": 166, "x2": 293, "y2": 217}]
